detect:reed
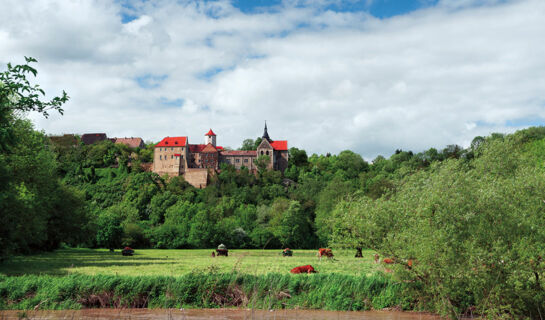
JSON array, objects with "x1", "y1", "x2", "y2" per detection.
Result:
[{"x1": 0, "y1": 272, "x2": 412, "y2": 311}]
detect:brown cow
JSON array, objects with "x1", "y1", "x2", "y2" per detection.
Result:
[
  {"x1": 318, "y1": 248, "x2": 334, "y2": 260},
  {"x1": 290, "y1": 265, "x2": 317, "y2": 274},
  {"x1": 382, "y1": 258, "x2": 395, "y2": 264}
]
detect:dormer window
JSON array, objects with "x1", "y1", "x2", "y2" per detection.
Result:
[
  {"x1": 175, "y1": 141, "x2": 178, "y2": 145},
  {"x1": 165, "y1": 141, "x2": 168, "y2": 145}
]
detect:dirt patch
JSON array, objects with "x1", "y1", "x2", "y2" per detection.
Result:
[
  {"x1": 78, "y1": 292, "x2": 149, "y2": 308},
  {"x1": 209, "y1": 285, "x2": 248, "y2": 307}
]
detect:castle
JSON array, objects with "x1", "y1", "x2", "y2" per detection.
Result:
[{"x1": 152, "y1": 123, "x2": 288, "y2": 188}]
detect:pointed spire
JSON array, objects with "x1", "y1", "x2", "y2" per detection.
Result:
[{"x1": 262, "y1": 121, "x2": 272, "y2": 142}]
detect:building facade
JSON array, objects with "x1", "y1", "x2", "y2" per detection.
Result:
[{"x1": 152, "y1": 124, "x2": 288, "y2": 188}]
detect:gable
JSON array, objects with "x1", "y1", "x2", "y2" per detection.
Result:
[
  {"x1": 257, "y1": 138, "x2": 273, "y2": 150},
  {"x1": 201, "y1": 143, "x2": 219, "y2": 153}
]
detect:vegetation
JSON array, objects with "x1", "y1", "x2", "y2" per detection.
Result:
[
  {"x1": 3, "y1": 58, "x2": 545, "y2": 318},
  {"x1": 0, "y1": 248, "x2": 378, "y2": 277},
  {"x1": 330, "y1": 127, "x2": 545, "y2": 318},
  {"x1": 0, "y1": 272, "x2": 409, "y2": 311},
  {"x1": 0, "y1": 57, "x2": 85, "y2": 261}
]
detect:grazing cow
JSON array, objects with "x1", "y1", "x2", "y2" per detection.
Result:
[
  {"x1": 382, "y1": 258, "x2": 394, "y2": 264},
  {"x1": 318, "y1": 248, "x2": 334, "y2": 260},
  {"x1": 211, "y1": 251, "x2": 215, "y2": 258},
  {"x1": 290, "y1": 265, "x2": 317, "y2": 274}
]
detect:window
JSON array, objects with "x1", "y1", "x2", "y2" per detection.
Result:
[
  {"x1": 261, "y1": 151, "x2": 263, "y2": 155},
  {"x1": 181, "y1": 155, "x2": 184, "y2": 159},
  {"x1": 244, "y1": 159, "x2": 248, "y2": 163},
  {"x1": 266, "y1": 150, "x2": 269, "y2": 156},
  {"x1": 171, "y1": 155, "x2": 173, "y2": 159},
  {"x1": 160, "y1": 155, "x2": 162, "y2": 160},
  {"x1": 236, "y1": 159, "x2": 240, "y2": 163},
  {"x1": 171, "y1": 147, "x2": 173, "y2": 151}
]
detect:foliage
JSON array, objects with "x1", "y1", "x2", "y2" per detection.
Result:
[
  {"x1": 330, "y1": 129, "x2": 545, "y2": 318},
  {"x1": 0, "y1": 271, "x2": 409, "y2": 311},
  {"x1": 0, "y1": 58, "x2": 86, "y2": 261}
]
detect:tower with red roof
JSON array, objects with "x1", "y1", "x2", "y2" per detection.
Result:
[{"x1": 205, "y1": 128, "x2": 216, "y2": 147}]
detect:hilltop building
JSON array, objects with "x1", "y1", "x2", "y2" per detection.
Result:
[
  {"x1": 114, "y1": 137, "x2": 145, "y2": 149},
  {"x1": 152, "y1": 124, "x2": 288, "y2": 188},
  {"x1": 81, "y1": 133, "x2": 107, "y2": 145}
]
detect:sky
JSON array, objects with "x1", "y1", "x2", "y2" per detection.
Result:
[{"x1": 1, "y1": 0, "x2": 544, "y2": 159}]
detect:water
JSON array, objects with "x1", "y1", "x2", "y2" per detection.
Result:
[{"x1": 0, "y1": 309, "x2": 442, "y2": 320}]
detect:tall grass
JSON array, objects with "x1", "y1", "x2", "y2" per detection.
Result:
[{"x1": 0, "y1": 272, "x2": 413, "y2": 311}]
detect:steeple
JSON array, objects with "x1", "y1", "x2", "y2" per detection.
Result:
[{"x1": 262, "y1": 121, "x2": 272, "y2": 142}]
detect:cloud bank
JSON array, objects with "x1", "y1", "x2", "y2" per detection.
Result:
[{"x1": 0, "y1": 0, "x2": 544, "y2": 159}]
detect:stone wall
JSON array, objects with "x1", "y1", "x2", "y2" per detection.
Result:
[
  {"x1": 152, "y1": 146, "x2": 187, "y2": 176},
  {"x1": 184, "y1": 169, "x2": 209, "y2": 189}
]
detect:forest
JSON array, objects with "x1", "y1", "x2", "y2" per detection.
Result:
[{"x1": 3, "y1": 58, "x2": 545, "y2": 318}]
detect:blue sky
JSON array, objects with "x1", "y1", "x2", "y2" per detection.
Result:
[
  {"x1": 1, "y1": 0, "x2": 544, "y2": 158},
  {"x1": 232, "y1": 0, "x2": 439, "y2": 18}
]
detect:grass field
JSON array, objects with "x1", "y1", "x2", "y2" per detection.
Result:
[{"x1": 0, "y1": 248, "x2": 380, "y2": 277}]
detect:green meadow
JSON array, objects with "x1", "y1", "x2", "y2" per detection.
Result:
[{"x1": 0, "y1": 248, "x2": 379, "y2": 277}]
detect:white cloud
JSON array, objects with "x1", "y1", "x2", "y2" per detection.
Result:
[{"x1": 0, "y1": 0, "x2": 544, "y2": 159}]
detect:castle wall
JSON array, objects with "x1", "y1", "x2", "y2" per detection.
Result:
[
  {"x1": 152, "y1": 146, "x2": 187, "y2": 176},
  {"x1": 184, "y1": 169, "x2": 209, "y2": 189}
]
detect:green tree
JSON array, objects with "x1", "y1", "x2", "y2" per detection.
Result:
[{"x1": 96, "y1": 211, "x2": 123, "y2": 251}]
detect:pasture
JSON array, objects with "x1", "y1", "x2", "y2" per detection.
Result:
[{"x1": 0, "y1": 248, "x2": 379, "y2": 277}]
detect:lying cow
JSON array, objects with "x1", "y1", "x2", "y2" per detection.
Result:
[{"x1": 290, "y1": 265, "x2": 317, "y2": 274}]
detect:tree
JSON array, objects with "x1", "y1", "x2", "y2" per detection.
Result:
[
  {"x1": 0, "y1": 57, "x2": 67, "y2": 151},
  {"x1": 240, "y1": 139, "x2": 256, "y2": 150},
  {"x1": 0, "y1": 58, "x2": 81, "y2": 260},
  {"x1": 96, "y1": 211, "x2": 123, "y2": 251}
]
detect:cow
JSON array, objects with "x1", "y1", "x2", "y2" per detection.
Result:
[
  {"x1": 374, "y1": 254, "x2": 380, "y2": 264},
  {"x1": 290, "y1": 265, "x2": 317, "y2": 274},
  {"x1": 318, "y1": 248, "x2": 334, "y2": 260},
  {"x1": 382, "y1": 258, "x2": 395, "y2": 264}
]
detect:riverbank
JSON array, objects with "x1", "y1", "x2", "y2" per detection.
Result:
[
  {"x1": 0, "y1": 273, "x2": 414, "y2": 311},
  {"x1": 0, "y1": 309, "x2": 443, "y2": 320}
]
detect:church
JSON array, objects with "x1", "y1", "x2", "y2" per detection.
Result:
[{"x1": 152, "y1": 123, "x2": 288, "y2": 188}]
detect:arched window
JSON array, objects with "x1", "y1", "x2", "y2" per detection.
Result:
[
  {"x1": 266, "y1": 150, "x2": 269, "y2": 156},
  {"x1": 261, "y1": 151, "x2": 264, "y2": 155}
]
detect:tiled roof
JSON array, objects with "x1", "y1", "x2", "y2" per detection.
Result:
[
  {"x1": 189, "y1": 144, "x2": 224, "y2": 152},
  {"x1": 156, "y1": 137, "x2": 187, "y2": 147},
  {"x1": 205, "y1": 129, "x2": 216, "y2": 136},
  {"x1": 114, "y1": 137, "x2": 144, "y2": 148},
  {"x1": 81, "y1": 133, "x2": 107, "y2": 145},
  {"x1": 270, "y1": 140, "x2": 288, "y2": 151},
  {"x1": 202, "y1": 144, "x2": 219, "y2": 153},
  {"x1": 220, "y1": 150, "x2": 257, "y2": 156}
]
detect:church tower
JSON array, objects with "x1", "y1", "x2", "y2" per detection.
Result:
[
  {"x1": 262, "y1": 121, "x2": 272, "y2": 142},
  {"x1": 205, "y1": 129, "x2": 216, "y2": 147}
]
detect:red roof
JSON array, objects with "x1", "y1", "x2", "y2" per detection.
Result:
[
  {"x1": 205, "y1": 129, "x2": 216, "y2": 136},
  {"x1": 156, "y1": 137, "x2": 187, "y2": 147},
  {"x1": 270, "y1": 140, "x2": 288, "y2": 151},
  {"x1": 114, "y1": 137, "x2": 144, "y2": 148},
  {"x1": 189, "y1": 144, "x2": 224, "y2": 153},
  {"x1": 220, "y1": 150, "x2": 257, "y2": 156}
]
